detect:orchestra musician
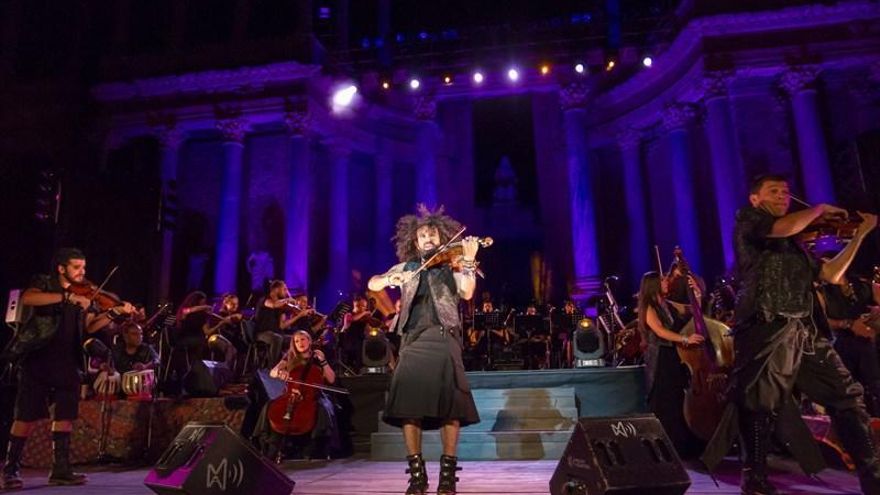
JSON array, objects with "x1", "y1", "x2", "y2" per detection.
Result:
[
  {"x1": 204, "y1": 293, "x2": 244, "y2": 371},
  {"x1": 3, "y1": 248, "x2": 135, "y2": 488},
  {"x1": 171, "y1": 291, "x2": 212, "y2": 379},
  {"x1": 819, "y1": 267, "x2": 880, "y2": 416},
  {"x1": 701, "y1": 174, "x2": 880, "y2": 495},
  {"x1": 262, "y1": 330, "x2": 339, "y2": 461},
  {"x1": 339, "y1": 295, "x2": 371, "y2": 373},
  {"x1": 288, "y1": 292, "x2": 327, "y2": 337},
  {"x1": 368, "y1": 205, "x2": 480, "y2": 495},
  {"x1": 550, "y1": 299, "x2": 581, "y2": 368},
  {"x1": 637, "y1": 271, "x2": 704, "y2": 458},
  {"x1": 112, "y1": 321, "x2": 159, "y2": 375},
  {"x1": 254, "y1": 280, "x2": 296, "y2": 366}
]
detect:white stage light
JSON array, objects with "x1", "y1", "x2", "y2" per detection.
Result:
[
  {"x1": 473, "y1": 72, "x2": 484, "y2": 84},
  {"x1": 409, "y1": 78, "x2": 421, "y2": 90},
  {"x1": 507, "y1": 68, "x2": 520, "y2": 82},
  {"x1": 574, "y1": 63, "x2": 585, "y2": 74},
  {"x1": 642, "y1": 56, "x2": 653, "y2": 68},
  {"x1": 332, "y1": 85, "x2": 357, "y2": 108}
]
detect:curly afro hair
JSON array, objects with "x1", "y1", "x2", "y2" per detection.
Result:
[{"x1": 392, "y1": 204, "x2": 463, "y2": 262}]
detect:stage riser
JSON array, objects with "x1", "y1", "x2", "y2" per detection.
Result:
[{"x1": 372, "y1": 387, "x2": 578, "y2": 461}]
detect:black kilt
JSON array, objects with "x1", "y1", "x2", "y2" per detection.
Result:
[{"x1": 383, "y1": 325, "x2": 480, "y2": 430}]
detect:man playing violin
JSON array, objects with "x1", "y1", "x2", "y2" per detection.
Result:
[
  {"x1": 288, "y1": 292, "x2": 327, "y2": 337},
  {"x1": 368, "y1": 204, "x2": 480, "y2": 495},
  {"x1": 254, "y1": 280, "x2": 297, "y2": 366},
  {"x1": 701, "y1": 175, "x2": 880, "y2": 495},
  {"x1": 3, "y1": 248, "x2": 135, "y2": 489}
]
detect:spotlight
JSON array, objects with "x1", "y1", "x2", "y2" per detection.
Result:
[
  {"x1": 574, "y1": 63, "x2": 585, "y2": 74},
  {"x1": 443, "y1": 75, "x2": 453, "y2": 85},
  {"x1": 507, "y1": 68, "x2": 520, "y2": 82},
  {"x1": 381, "y1": 81, "x2": 390, "y2": 90},
  {"x1": 572, "y1": 318, "x2": 605, "y2": 367},
  {"x1": 472, "y1": 71, "x2": 484, "y2": 84},
  {"x1": 409, "y1": 78, "x2": 421, "y2": 90},
  {"x1": 606, "y1": 60, "x2": 616, "y2": 71},
  {"x1": 362, "y1": 332, "x2": 391, "y2": 374},
  {"x1": 540, "y1": 64, "x2": 551, "y2": 75},
  {"x1": 331, "y1": 84, "x2": 358, "y2": 109},
  {"x1": 642, "y1": 56, "x2": 653, "y2": 68}
]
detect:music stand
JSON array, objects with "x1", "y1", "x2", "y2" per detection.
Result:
[{"x1": 473, "y1": 312, "x2": 502, "y2": 369}]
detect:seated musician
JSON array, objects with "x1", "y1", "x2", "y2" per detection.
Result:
[
  {"x1": 205, "y1": 293, "x2": 244, "y2": 370},
  {"x1": 254, "y1": 280, "x2": 296, "y2": 365},
  {"x1": 258, "y1": 330, "x2": 339, "y2": 461},
  {"x1": 340, "y1": 295, "x2": 372, "y2": 372},
  {"x1": 481, "y1": 300, "x2": 513, "y2": 350},
  {"x1": 171, "y1": 291, "x2": 212, "y2": 380},
  {"x1": 112, "y1": 321, "x2": 159, "y2": 375},
  {"x1": 550, "y1": 299, "x2": 581, "y2": 367},
  {"x1": 521, "y1": 303, "x2": 549, "y2": 369},
  {"x1": 289, "y1": 292, "x2": 327, "y2": 337}
]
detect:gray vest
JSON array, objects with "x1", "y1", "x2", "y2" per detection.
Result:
[{"x1": 393, "y1": 263, "x2": 461, "y2": 337}]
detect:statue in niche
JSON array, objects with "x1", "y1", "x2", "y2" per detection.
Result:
[
  {"x1": 247, "y1": 251, "x2": 275, "y2": 292},
  {"x1": 492, "y1": 155, "x2": 518, "y2": 204}
]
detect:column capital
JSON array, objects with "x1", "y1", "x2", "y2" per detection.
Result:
[
  {"x1": 216, "y1": 118, "x2": 248, "y2": 143},
  {"x1": 701, "y1": 70, "x2": 734, "y2": 100},
  {"x1": 662, "y1": 103, "x2": 698, "y2": 132},
  {"x1": 155, "y1": 125, "x2": 184, "y2": 150},
  {"x1": 778, "y1": 65, "x2": 821, "y2": 95},
  {"x1": 413, "y1": 95, "x2": 437, "y2": 121},
  {"x1": 616, "y1": 127, "x2": 642, "y2": 151},
  {"x1": 559, "y1": 81, "x2": 589, "y2": 110},
  {"x1": 284, "y1": 109, "x2": 311, "y2": 137}
]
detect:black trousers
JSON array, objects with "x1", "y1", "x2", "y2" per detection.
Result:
[{"x1": 834, "y1": 331, "x2": 880, "y2": 416}]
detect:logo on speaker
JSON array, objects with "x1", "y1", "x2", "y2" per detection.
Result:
[
  {"x1": 610, "y1": 421, "x2": 637, "y2": 438},
  {"x1": 206, "y1": 457, "x2": 245, "y2": 491}
]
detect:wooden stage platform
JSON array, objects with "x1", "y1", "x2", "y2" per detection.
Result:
[{"x1": 11, "y1": 456, "x2": 862, "y2": 494}]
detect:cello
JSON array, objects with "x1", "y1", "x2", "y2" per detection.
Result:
[
  {"x1": 266, "y1": 357, "x2": 349, "y2": 436},
  {"x1": 673, "y1": 247, "x2": 736, "y2": 441}
]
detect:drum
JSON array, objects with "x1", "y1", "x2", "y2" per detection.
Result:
[
  {"x1": 614, "y1": 320, "x2": 643, "y2": 362},
  {"x1": 122, "y1": 369, "x2": 156, "y2": 401}
]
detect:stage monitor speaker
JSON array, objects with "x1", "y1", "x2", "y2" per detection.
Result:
[
  {"x1": 183, "y1": 360, "x2": 232, "y2": 397},
  {"x1": 549, "y1": 414, "x2": 691, "y2": 495},
  {"x1": 145, "y1": 422, "x2": 294, "y2": 495}
]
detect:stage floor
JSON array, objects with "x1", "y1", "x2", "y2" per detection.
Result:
[{"x1": 12, "y1": 456, "x2": 862, "y2": 494}]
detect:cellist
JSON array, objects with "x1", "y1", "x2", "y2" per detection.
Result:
[
  {"x1": 265, "y1": 330, "x2": 338, "y2": 460},
  {"x1": 636, "y1": 271, "x2": 704, "y2": 459}
]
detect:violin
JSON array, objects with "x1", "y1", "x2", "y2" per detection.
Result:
[
  {"x1": 788, "y1": 193, "x2": 867, "y2": 254},
  {"x1": 67, "y1": 279, "x2": 129, "y2": 312},
  {"x1": 420, "y1": 237, "x2": 494, "y2": 272}
]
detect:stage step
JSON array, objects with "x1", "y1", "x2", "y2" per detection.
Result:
[{"x1": 371, "y1": 386, "x2": 577, "y2": 460}]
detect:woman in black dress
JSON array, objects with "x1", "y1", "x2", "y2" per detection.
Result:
[
  {"x1": 368, "y1": 205, "x2": 481, "y2": 495},
  {"x1": 637, "y1": 271, "x2": 704, "y2": 458}
]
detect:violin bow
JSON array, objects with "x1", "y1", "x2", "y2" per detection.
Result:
[
  {"x1": 282, "y1": 378, "x2": 350, "y2": 395},
  {"x1": 405, "y1": 226, "x2": 467, "y2": 283},
  {"x1": 654, "y1": 245, "x2": 665, "y2": 279},
  {"x1": 89, "y1": 265, "x2": 119, "y2": 304}
]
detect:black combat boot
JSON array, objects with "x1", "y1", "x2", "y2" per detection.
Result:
[
  {"x1": 437, "y1": 454, "x2": 461, "y2": 495},
  {"x1": 832, "y1": 408, "x2": 880, "y2": 495},
  {"x1": 405, "y1": 453, "x2": 428, "y2": 495},
  {"x1": 48, "y1": 432, "x2": 87, "y2": 486},
  {"x1": 2, "y1": 435, "x2": 26, "y2": 490},
  {"x1": 740, "y1": 411, "x2": 777, "y2": 495}
]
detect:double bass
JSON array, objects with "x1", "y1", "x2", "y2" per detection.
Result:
[{"x1": 673, "y1": 247, "x2": 735, "y2": 441}]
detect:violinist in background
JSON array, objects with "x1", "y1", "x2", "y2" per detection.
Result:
[
  {"x1": 701, "y1": 174, "x2": 880, "y2": 495},
  {"x1": 288, "y1": 292, "x2": 326, "y2": 337},
  {"x1": 339, "y1": 295, "x2": 371, "y2": 373},
  {"x1": 551, "y1": 299, "x2": 581, "y2": 368},
  {"x1": 819, "y1": 266, "x2": 880, "y2": 416},
  {"x1": 3, "y1": 248, "x2": 135, "y2": 489},
  {"x1": 254, "y1": 281, "x2": 296, "y2": 366},
  {"x1": 258, "y1": 330, "x2": 338, "y2": 461},
  {"x1": 174, "y1": 291, "x2": 211, "y2": 363},
  {"x1": 205, "y1": 293, "x2": 245, "y2": 371},
  {"x1": 368, "y1": 204, "x2": 480, "y2": 495}
]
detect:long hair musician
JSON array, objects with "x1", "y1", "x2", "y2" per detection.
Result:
[
  {"x1": 637, "y1": 271, "x2": 705, "y2": 458},
  {"x1": 368, "y1": 204, "x2": 481, "y2": 495}
]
